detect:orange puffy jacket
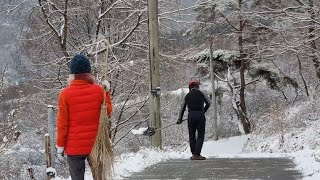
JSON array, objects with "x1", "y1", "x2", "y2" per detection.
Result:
[{"x1": 56, "y1": 79, "x2": 112, "y2": 155}]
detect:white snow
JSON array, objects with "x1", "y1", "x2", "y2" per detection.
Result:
[
  {"x1": 189, "y1": 49, "x2": 238, "y2": 62},
  {"x1": 294, "y1": 150, "x2": 320, "y2": 179},
  {"x1": 237, "y1": 121, "x2": 246, "y2": 135},
  {"x1": 60, "y1": 24, "x2": 65, "y2": 37},
  {"x1": 9, "y1": 109, "x2": 15, "y2": 116},
  {"x1": 243, "y1": 119, "x2": 320, "y2": 180},
  {"x1": 169, "y1": 88, "x2": 188, "y2": 95},
  {"x1": 113, "y1": 147, "x2": 187, "y2": 179},
  {"x1": 3, "y1": 136, "x2": 8, "y2": 143},
  {"x1": 131, "y1": 127, "x2": 148, "y2": 135},
  {"x1": 46, "y1": 167, "x2": 57, "y2": 176}
]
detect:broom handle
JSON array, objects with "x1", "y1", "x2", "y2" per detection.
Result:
[
  {"x1": 156, "y1": 119, "x2": 187, "y2": 131},
  {"x1": 103, "y1": 40, "x2": 110, "y2": 105},
  {"x1": 99, "y1": 40, "x2": 110, "y2": 126}
]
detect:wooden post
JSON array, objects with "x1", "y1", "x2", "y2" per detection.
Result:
[
  {"x1": 47, "y1": 105, "x2": 55, "y2": 167},
  {"x1": 209, "y1": 40, "x2": 218, "y2": 141},
  {"x1": 45, "y1": 134, "x2": 55, "y2": 179},
  {"x1": 148, "y1": 0, "x2": 162, "y2": 149}
]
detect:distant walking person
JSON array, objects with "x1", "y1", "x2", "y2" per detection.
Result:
[
  {"x1": 56, "y1": 54, "x2": 113, "y2": 180},
  {"x1": 177, "y1": 80, "x2": 211, "y2": 160}
]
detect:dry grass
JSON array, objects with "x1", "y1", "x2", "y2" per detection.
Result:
[{"x1": 89, "y1": 105, "x2": 114, "y2": 180}]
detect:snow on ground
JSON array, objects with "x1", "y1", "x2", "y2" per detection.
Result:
[
  {"x1": 55, "y1": 130, "x2": 320, "y2": 179},
  {"x1": 131, "y1": 127, "x2": 148, "y2": 135},
  {"x1": 113, "y1": 147, "x2": 188, "y2": 179},
  {"x1": 54, "y1": 146, "x2": 189, "y2": 180},
  {"x1": 244, "y1": 120, "x2": 320, "y2": 180},
  {"x1": 294, "y1": 150, "x2": 320, "y2": 179}
]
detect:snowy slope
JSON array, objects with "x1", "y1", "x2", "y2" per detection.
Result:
[{"x1": 244, "y1": 121, "x2": 320, "y2": 179}]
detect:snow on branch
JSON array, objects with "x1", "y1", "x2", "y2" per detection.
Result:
[
  {"x1": 38, "y1": 0, "x2": 61, "y2": 38},
  {"x1": 89, "y1": 12, "x2": 144, "y2": 56},
  {"x1": 0, "y1": 1, "x2": 26, "y2": 15},
  {"x1": 98, "y1": 0, "x2": 122, "y2": 19}
]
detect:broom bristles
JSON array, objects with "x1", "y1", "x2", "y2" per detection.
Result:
[{"x1": 90, "y1": 105, "x2": 114, "y2": 180}]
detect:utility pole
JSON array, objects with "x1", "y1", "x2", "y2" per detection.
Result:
[
  {"x1": 148, "y1": 0, "x2": 162, "y2": 148},
  {"x1": 209, "y1": 40, "x2": 218, "y2": 141}
]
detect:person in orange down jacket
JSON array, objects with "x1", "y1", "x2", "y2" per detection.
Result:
[{"x1": 56, "y1": 54, "x2": 112, "y2": 180}]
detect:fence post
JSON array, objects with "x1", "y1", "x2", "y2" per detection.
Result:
[
  {"x1": 47, "y1": 105, "x2": 55, "y2": 167},
  {"x1": 45, "y1": 134, "x2": 55, "y2": 179}
]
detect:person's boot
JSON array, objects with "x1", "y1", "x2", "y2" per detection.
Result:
[
  {"x1": 192, "y1": 155, "x2": 206, "y2": 160},
  {"x1": 190, "y1": 154, "x2": 196, "y2": 160}
]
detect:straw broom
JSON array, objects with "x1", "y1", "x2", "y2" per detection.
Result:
[{"x1": 89, "y1": 41, "x2": 114, "y2": 180}]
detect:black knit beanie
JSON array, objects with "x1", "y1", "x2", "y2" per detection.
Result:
[{"x1": 69, "y1": 54, "x2": 91, "y2": 74}]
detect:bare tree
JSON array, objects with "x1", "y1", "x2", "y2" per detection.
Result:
[
  {"x1": 237, "y1": 0, "x2": 251, "y2": 133},
  {"x1": 21, "y1": 0, "x2": 200, "y2": 146}
]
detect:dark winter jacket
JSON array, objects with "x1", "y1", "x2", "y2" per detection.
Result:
[{"x1": 178, "y1": 88, "x2": 211, "y2": 120}]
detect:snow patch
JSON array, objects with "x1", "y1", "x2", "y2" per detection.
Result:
[
  {"x1": 9, "y1": 109, "x2": 15, "y2": 116},
  {"x1": 201, "y1": 135, "x2": 249, "y2": 156},
  {"x1": 46, "y1": 167, "x2": 57, "y2": 177},
  {"x1": 294, "y1": 150, "x2": 320, "y2": 178},
  {"x1": 131, "y1": 127, "x2": 148, "y2": 135},
  {"x1": 113, "y1": 147, "x2": 189, "y2": 179},
  {"x1": 244, "y1": 120, "x2": 320, "y2": 179},
  {"x1": 169, "y1": 88, "x2": 188, "y2": 95},
  {"x1": 3, "y1": 136, "x2": 8, "y2": 143},
  {"x1": 189, "y1": 49, "x2": 238, "y2": 62}
]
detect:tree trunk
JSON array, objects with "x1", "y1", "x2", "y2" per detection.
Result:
[
  {"x1": 209, "y1": 40, "x2": 218, "y2": 140},
  {"x1": 238, "y1": 0, "x2": 251, "y2": 134},
  {"x1": 297, "y1": 55, "x2": 310, "y2": 97},
  {"x1": 308, "y1": 0, "x2": 320, "y2": 79}
]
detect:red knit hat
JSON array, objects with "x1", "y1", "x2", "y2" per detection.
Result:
[{"x1": 189, "y1": 80, "x2": 199, "y2": 89}]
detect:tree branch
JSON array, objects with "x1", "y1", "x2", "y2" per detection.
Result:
[
  {"x1": 38, "y1": 0, "x2": 61, "y2": 38},
  {"x1": 219, "y1": 12, "x2": 240, "y2": 31}
]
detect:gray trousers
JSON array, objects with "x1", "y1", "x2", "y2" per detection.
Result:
[{"x1": 67, "y1": 155, "x2": 89, "y2": 180}]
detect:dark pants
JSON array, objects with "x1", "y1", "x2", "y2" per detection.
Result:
[
  {"x1": 67, "y1": 155, "x2": 89, "y2": 180},
  {"x1": 188, "y1": 111, "x2": 206, "y2": 156}
]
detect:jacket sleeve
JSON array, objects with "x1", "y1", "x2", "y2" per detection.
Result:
[
  {"x1": 178, "y1": 97, "x2": 187, "y2": 120},
  {"x1": 201, "y1": 90, "x2": 212, "y2": 113},
  {"x1": 106, "y1": 90, "x2": 113, "y2": 117},
  {"x1": 56, "y1": 90, "x2": 69, "y2": 147}
]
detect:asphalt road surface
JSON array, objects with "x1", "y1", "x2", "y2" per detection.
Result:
[{"x1": 125, "y1": 157, "x2": 302, "y2": 180}]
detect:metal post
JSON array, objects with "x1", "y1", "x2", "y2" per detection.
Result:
[
  {"x1": 148, "y1": 0, "x2": 162, "y2": 149},
  {"x1": 47, "y1": 105, "x2": 55, "y2": 167},
  {"x1": 210, "y1": 40, "x2": 218, "y2": 141},
  {"x1": 45, "y1": 134, "x2": 55, "y2": 179}
]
